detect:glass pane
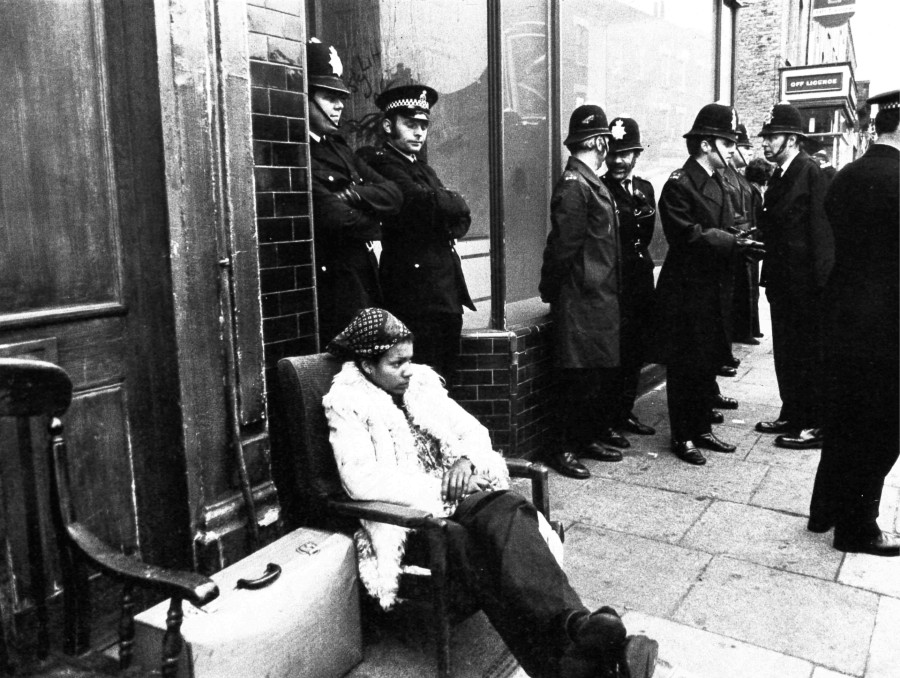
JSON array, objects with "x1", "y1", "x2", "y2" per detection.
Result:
[
  {"x1": 503, "y1": 0, "x2": 550, "y2": 308},
  {"x1": 559, "y1": 0, "x2": 717, "y2": 264},
  {"x1": 312, "y1": 0, "x2": 492, "y2": 325}
]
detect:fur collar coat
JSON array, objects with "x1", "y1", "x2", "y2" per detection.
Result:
[{"x1": 323, "y1": 361, "x2": 511, "y2": 608}]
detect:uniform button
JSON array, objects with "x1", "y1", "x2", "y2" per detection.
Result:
[
  {"x1": 414, "y1": 264, "x2": 420, "y2": 269},
  {"x1": 328, "y1": 176, "x2": 334, "y2": 181},
  {"x1": 321, "y1": 265, "x2": 327, "y2": 271}
]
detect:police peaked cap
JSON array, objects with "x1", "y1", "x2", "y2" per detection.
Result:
[
  {"x1": 607, "y1": 117, "x2": 643, "y2": 153},
  {"x1": 758, "y1": 103, "x2": 806, "y2": 138},
  {"x1": 564, "y1": 105, "x2": 612, "y2": 145},
  {"x1": 683, "y1": 103, "x2": 739, "y2": 142},
  {"x1": 306, "y1": 38, "x2": 350, "y2": 95},
  {"x1": 866, "y1": 89, "x2": 899, "y2": 110},
  {"x1": 735, "y1": 123, "x2": 752, "y2": 148},
  {"x1": 375, "y1": 85, "x2": 439, "y2": 120}
]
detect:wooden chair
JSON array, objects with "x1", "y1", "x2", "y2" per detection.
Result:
[
  {"x1": 0, "y1": 357, "x2": 219, "y2": 677},
  {"x1": 277, "y1": 353, "x2": 563, "y2": 678}
]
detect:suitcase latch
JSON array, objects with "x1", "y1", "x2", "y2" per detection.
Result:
[{"x1": 297, "y1": 541, "x2": 320, "y2": 556}]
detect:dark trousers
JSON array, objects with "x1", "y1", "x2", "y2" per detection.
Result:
[
  {"x1": 556, "y1": 367, "x2": 619, "y2": 449},
  {"x1": 732, "y1": 260, "x2": 760, "y2": 340},
  {"x1": 767, "y1": 290, "x2": 825, "y2": 427},
  {"x1": 616, "y1": 292, "x2": 652, "y2": 421},
  {"x1": 666, "y1": 360, "x2": 716, "y2": 441},
  {"x1": 810, "y1": 358, "x2": 900, "y2": 538},
  {"x1": 394, "y1": 312, "x2": 463, "y2": 381},
  {"x1": 448, "y1": 491, "x2": 584, "y2": 678}
]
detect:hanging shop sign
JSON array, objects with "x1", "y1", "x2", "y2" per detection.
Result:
[{"x1": 812, "y1": 0, "x2": 855, "y2": 27}]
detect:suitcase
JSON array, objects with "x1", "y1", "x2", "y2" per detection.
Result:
[{"x1": 132, "y1": 527, "x2": 362, "y2": 678}]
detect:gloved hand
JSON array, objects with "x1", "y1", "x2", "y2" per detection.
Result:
[
  {"x1": 334, "y1": 186, "x2": 362, "y2": 207},
  {"x1": 736, "y1": 237, "x2": 766, "y2": 259}
]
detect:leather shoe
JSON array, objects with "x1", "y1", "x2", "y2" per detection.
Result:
[
  {"x1": 695, "y1": 432, "x2": 736, "y2": 453},
  {"x1": 710, "y1": 393, "x2": 739, "y2": 410},
  {"x1": 549, "y1": 450, "x2": 590, "y2": 479},
  {"x1": 775, "y1": 427, "x2": 823, "y2": 449},
  {"x1": 833, "y1": 531, "x2": 900, "y2": 557},
  {"x1": 709, "y1": 410, "x2": 725, "y2": 424},
  {"x1": 672, "y1": 439, "x2": 706, "y2": 465},
  {"x1": 724, "y1": 356, "x2": 741, "y2": 368},
  {"x1": 717, "y1": 365, "x2": 737, "y2": 377},
  {"x1": 736, "y1": 336, "x2": 760, "y2": 345},
  {"x1": 597, "y1": 428, "x2": 631, "y2": 449},
  {"x1": 807, "y1": 517, "x2": 834, "y2": 533},
  {"x1": 620, "y1": 415, "x2": 655, "y2": 436},
  {"x1": 580, "y1": 441, "x2": 623, "y2": 463},
  {"x1": 561, "y1": 606, "x2": 627, "y2": 678},
  {"x1": 755, "y1": 419, "x2": 794, "y2": 434}
]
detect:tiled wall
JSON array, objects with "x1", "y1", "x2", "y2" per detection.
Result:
[{"x1": 451, "y1": 316, "x2": 556, "y2": 460}]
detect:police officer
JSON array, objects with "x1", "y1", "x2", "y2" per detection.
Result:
[
  {"x1": 357, "y1": 85, "x2": 475, "y2": 379},
  {"x1": 540, "y1": 105, "x2": 623, "y2": 479},
  {"x1": 306, "y1": 38, "x2": 403, "y2": 345},
  {"x1": 601, "y1": 117, "x2": 657, "y2": 438},
  {"x1": 754, "y1": 103, "x2": 833, "y2": 449},
  {"x1": 653, "y1": 104, "x2": 763, "y2": 465},
  {"x1": 809, "y1": 90, "x2": 900, "y2": 556}
]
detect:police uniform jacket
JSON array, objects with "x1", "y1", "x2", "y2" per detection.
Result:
[
  {"x1": 823, "y1": 144, "x2": 899, "y2": 364},
  {"x1": 722, "y1": 166, "x2": 756, "y2": 232},
  {"x1": 759, "y1": 150, "x2": 834, "y2": 303},
  {"x1": 601, "y1": 174, "x2": 656, "y2": 309},
  {"x1": 540, "y1": 156, "x2": 621, "y2": 369},
  {"x1": 309, "y1": 133, "x2": 403, "y2": 331},
  {"x1": 652, "y1": 157, "x2": 737, "y2": 367},
  {"x1": 357, "y1": 142, "x2": 475, "y2": 316}
]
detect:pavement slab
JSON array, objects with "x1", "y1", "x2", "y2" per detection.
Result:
[
  {"x1": 553, "y1": 476, "x2": 712, "y2": 543},
  {"x1": 866, "y1": 595, "x2": 900, "y2": 678},
  {"x1": 562, "y1": 523, "x2": 712, "y2": 617},
  {"x1": 839, "y1": 546, "x2": 900, "y2": 599},
  {"x1": 621, "y1": 611, "x2": 814, "y2": 678},
  {"x1": 674, "y1": 556, "x2": 879, "y2": 675},
  {"x1": 749, "y1": 464, "x2": 816, "y2": 516},
  {"x1": 680, "y1": 500, "x2": 843, "y2": 579}
]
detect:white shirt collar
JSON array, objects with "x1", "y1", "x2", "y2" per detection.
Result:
[
  {"x1": 387, "y1": 142, "x2": 417, "y2": 163},
  {"x1": 779, "y1": 148, "x2": 800, "y2": 173},
  {"x1": 309, "y1": 130, "x2": 322, "y2": 143}
]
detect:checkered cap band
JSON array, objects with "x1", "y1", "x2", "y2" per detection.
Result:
[
  {"x1": 327, "y1": 308, "x2": 412, "y2": 360},
  {"x1": 385, "y1": 95, "x2": 431, "y2": 113}
]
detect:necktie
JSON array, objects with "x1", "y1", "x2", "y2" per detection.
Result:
[
  {"x1": 771, "y1": 166, "x2": 783, "y2": 182},
  {"x1": 622, "y1": 178, "x2": 632, "y2": 195}
]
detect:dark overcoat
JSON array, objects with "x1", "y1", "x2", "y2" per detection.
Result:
[
  {"x1": 601, "y1": 174, "x2": 656, "y2": 309},
  {"x1": 652, "y1": 157, "x2": 737, "y2": 367},
  {"x1": 356, "y1": 142, "x2": 475, "y2": 317},
  {"x1": 309, "y1": 134, "x2": 402, "y2": 339},
  {"x1": 758, "y1": 150, "x2": 834, "y2": 302},
  {"x1": 823, "y1": 144, "x2": 899, "y2": 364},
  {"x1": 539, "y1": 156, "x2": 621, "y2": 369}
]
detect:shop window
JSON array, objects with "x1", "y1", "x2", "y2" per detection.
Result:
[
  {"x1": 559, "y1": 0, "x2": 717, "y2": 265},
  {"x1": 309, "y1": 0, "x2": 493, "y2": 320},
  {"x1": 502, "y1": 0, "x2": 550, "y2": 314}
]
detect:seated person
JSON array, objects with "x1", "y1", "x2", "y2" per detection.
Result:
[{"x1": 322, "y1": 307, "x2": 658, "y2": 678}]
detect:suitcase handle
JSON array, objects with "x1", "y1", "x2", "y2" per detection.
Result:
[{"x1": 236, "y1": 562, "x2": 282, "y2": 590}]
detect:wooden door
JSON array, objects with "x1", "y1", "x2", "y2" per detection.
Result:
[{"x1": 0, "y1": 0, "x2": 190, "y2": 641}]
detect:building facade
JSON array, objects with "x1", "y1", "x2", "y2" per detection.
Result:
[{"x1": 0, "y1": 0, "x2": 739, "y2": 651}]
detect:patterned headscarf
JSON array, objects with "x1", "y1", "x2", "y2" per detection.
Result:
[{"x1": 326, "y1": 308, "x2": 413, "y2": 361}]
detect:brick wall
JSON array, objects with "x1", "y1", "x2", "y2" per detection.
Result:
[
  {"x1": 735, "y1": 0, "x2": 785, "y2": 149},
  {"x1": 451, "y1": 318, "x2": 556, "y2": 460},
  {"x1": 247, "y1": 1, "x2": 317, "y2": 522}
]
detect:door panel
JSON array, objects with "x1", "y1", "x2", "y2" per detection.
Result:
[{"x1": 0, "y1": 0, "x2": 165, "y2": 633}]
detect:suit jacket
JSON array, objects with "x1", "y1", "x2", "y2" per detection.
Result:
[
  {"x1": 310, "y1": 134, "x2": 402, "y2": 335},
  {"x1": 823, "y1": 144, "x2": 898, "y2": 364},
  {"x1": 540, "y1": 156, "x2": 621, "y2": 368},
  {"x1": 357, "y1": 142, "x2": 475, "y2": 316},
  {"x1": 652, "y1": 157, "x2": 737, "y2": 366},
  {"x1": 759, "y1": 150, "x2": 834, "y2": 302}
]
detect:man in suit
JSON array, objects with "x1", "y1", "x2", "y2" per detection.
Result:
[
  {"x1": 305, "y1": 39, "x2": 403, "y2": 345},
  {"x1": 754, "y1": 104, "x2": 834, "y2": 449},
  {"x1": 653, "y1": 104, "x2": 763, "y2": 465},
  {"x1": 539, "y1": 105, "x2": 624, "y2": 479},
  {"x1": 808, "y1": 90, "x2": 900, "y2": 556},
  {"x1": 358, "y1": 85, "x2": 475, "y2": 379},
  {"x1": 601, "y1": 117, "x2": 657, "y2": 440}
]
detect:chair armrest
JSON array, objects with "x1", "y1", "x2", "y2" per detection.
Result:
[
  {"x1": 327, "y1": 498, "x2": 444, "y2": 530},
  {"x1": 66, "y1": 524, "x2": 219, "y2": 607},
  {"x1": 505, "y1": 458, "x2": 550, "y2": 520}
]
